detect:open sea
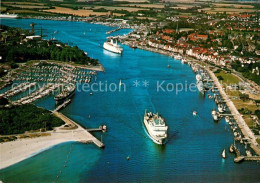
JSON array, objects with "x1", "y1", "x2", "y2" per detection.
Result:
[{"x1": 0, "y1": 18, "x2": 260, "y2": 183}]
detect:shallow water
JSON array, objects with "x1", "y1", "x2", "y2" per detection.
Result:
[{"x1": 0, "y1": 18, "x2": 260, "y2": 183}]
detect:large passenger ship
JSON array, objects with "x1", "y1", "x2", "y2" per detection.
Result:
[
  {"x1": 103, "y1": 39, "x2": 123, "y2": 54},
  {"x1": 0, "y1": 14, "x2": 18, "y2": 18},
  {"x1": 143, "y1": 110, "x2": 168, "y2": 145}
]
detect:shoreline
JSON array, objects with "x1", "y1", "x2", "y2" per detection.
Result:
[
  {"x1": 206, "y1": 68, "x2": 260, "y2": 155},
  {"x1": 130, "y1": 43, "x2": 260, "y2": 156},
  {"x1": 0, "y1": 120, "x2": 96, "y2": 170},
  {"x1": 32, "y1": 60, "x2": 105, "y2": 72}
]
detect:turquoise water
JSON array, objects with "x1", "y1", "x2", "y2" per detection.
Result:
[{"x1": 1, "y1": 18, "x2": 260, "y2": 182}]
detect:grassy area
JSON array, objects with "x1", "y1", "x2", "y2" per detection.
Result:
[
  {"x1": 215, "y1": 70, "x2": 241, "y2": 85},
  {"x1": 212, "y1": 3, "x2": 254, "y2": 9},
  {"x1": 18, "y1": 133, "x2": 51, "y2": 139},
  {"x1": 43, "y1": 6, "x2": 124, "y2": 17},
  {"x1": 122, "y1": 4, "x2": 165, "y2": 8},
  {"x1": 0, "y1": 81, "x2": 5, "y2": 88},
  {"x1": 244, "y1": 115, "x2": 255, "y2": 128},
  {"x1": 257, "y1": 139, "x2": 260, "y2": 146},
  {"x1": 198, "y1": 7, "x2": 258, "y2": 14},
  {"x1": 232, "y1": 99, "x2": 260, "y2": 113},
  {"x1": 92, "y1": 6, "x2": 147, "y2": 12},
  {"x1": 8, "y1": 5, "x2": 50, "y2": 9},
  {"x1": 8, "y1": 9, "x2": 55, "y2": 15},
  {"x1": 226, "y1": 90, "x2": 240, "y2": 97},
  {"x1": 2, "y1": 2, "x2": 45, "y2": 6},
  {"x1": 1, "y1": 6, "x2": 7, "y2": 12}
]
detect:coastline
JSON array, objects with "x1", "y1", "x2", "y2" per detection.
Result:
[
  {"x1": 30, "y1": 60, "x2": 105, "y2": 72},
  {"x1": 0, "y1": 122, "x2": 96, "y2": 170},
  {"x1": 206, "y1": 68, "x2": 260, "y2": 156},
  {"x1": 130, "y1": 43, "x2": 260, "y2": 156}
]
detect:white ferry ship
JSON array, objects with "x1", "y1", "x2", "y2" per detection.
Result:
[
  {"x1": 0, "y1": 13, "x2": 18, "y2": 18},
  {"x1": 103, "y1": 39, "x2": 123, "y2": 54},
  {"x1": 143, "y1": 110, "x2": 168, "y2": 145}
]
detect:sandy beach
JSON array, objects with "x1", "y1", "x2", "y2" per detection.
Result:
[{"x1": 0, "y1": 124, "x2": 96, "y2": 170}]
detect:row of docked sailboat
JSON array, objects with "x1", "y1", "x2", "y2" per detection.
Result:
[
  {"x1": 2, "y1": 82, "x2": 37, "y2": 98},
  {"x1": 14, "y1": 83, "x2": 60, "y2": 104},
  {"x1": 0, "y1": 62, "x2": 96, "y2": 105},
  {"x1": 190, "y1": 64, "x2": 212, "y2": 95},
  {"x1": 16, "y1": 64, "x2": 96, "y2": 84}
]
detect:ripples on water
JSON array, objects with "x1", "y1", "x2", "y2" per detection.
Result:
[{"x1": 0, "y1": 18, "x2": 260, "y2": 183}]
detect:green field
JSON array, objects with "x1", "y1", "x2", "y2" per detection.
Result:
[
  {"x1": 1, "y1": 6, "x2": 7, "y2": 12},
  {"x1": 215, "y1": 70, "x2": 241, "y2": 85}
]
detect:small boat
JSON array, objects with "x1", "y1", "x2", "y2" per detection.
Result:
[
  {"x1": 211, "y1": 109, "x2": 218, "y2": 121},
  {"x1": 119, "y1": 79, "x2": 122, "y2": 86},
  {"x1": 175, "y1": 54, "x2": 182, "y2": 60},
  {"x1": 196, "y1": 74, "x2": 202, "y2": 81},
  {"x1": 196, "y1": 80, "x2": 204, "y2": 94},
  {"x1": 225, "y1": 116, "x2": 230, "y2": 123},
  {"x1": 102, "y1": 125, "x2": 107, "y2": 132},
  {"x1": 218, "y1": 104, "x2": 224, "y2": 113},
  {"x1": 246, "y1": 150, "x2": 252, "y2": 157},
  {"x1": 229, "y1": 144, "x2": 234, "y2": 153},
  {"x1": 181, "y1": 59, "x2": 186, "y2": 64},
  {"x1": 193, "y1": 111, "x2": 197, "y2": 116},
  {"x1": 222, "y1": 149, "x2": 226, "y2": 159},
  {"x1": 130, "y1": 44, "x2": 137, "y2": 49}
]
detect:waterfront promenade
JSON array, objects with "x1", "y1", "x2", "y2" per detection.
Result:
[{"x1": 206, "y1": 68, "x2": 260, "y2": 156}]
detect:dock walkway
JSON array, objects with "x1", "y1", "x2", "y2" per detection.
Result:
[
  {"x1": 54, "y1": 99, "x2": 71, "y2": 112},
  {"x1": 52, "y1": 111, "x2": 105, "y2": 148},
  {"x1": 206, "y1": 68, "x2": 260, "y2": 156}
]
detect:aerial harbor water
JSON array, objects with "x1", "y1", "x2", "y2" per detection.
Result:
[{"x1": 0, "y1": 18, "x2": 260, "y2": 182}]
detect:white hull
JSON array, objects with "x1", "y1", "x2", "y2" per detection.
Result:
[
  {"x1": 103, "y1": 42, "x2": 122, "y2": 54},
  {"x1": 0, "y1": 14, "x2": 18, "y2": 18},
  {"x1": 143, "y1": 117, "x2": 167, "y2": 145},
  {"x1": 196, "y1": 81, "x2": 204, "y2": 94}
]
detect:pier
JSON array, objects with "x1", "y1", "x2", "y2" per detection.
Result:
[
  {"x1": 206, "y1": 68, "x2": 260, "y2": 156},
  {"x1": 52, "y1": 111, "x2": 105, "y2": 148},
  {"x1": 233, "y1": 148, "x2": 260, "y2": 163},
  {"x1": 87, "y1": 125, "x2": 107, "y2": 132},
  {"x1": 106, "y1": 27, "x2": 121, "y2": 34},
  {"x1": 54, "y1": 99, "x2": 71, "y2": 112}
]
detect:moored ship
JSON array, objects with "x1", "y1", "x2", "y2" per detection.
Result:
[
  {"x1": 54, "y1": 84, "x2": 76, "y2": 104},
  {"x1": 103, "y1": 39, "x2": 123, "y2": 54},
  {"x1": 143, "y1": 110, "x2": 168, "y2": 145},
  {"x1": 0, "y1": 13, "x2": 18, "y2": 18},
  {"x1": 196, "y1": 80, "x2": 204, "y2": 94}
]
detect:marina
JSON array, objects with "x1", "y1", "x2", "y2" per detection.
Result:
[
  {"x1": 1, "y1": 61, "x2": 98, "y2": 106},
  {"x1": 188, "y1": 61, "x2": 260, "y2": 162},
  {"x1": 0, "y1": 18, "x2": 260, "y2": 183}
]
